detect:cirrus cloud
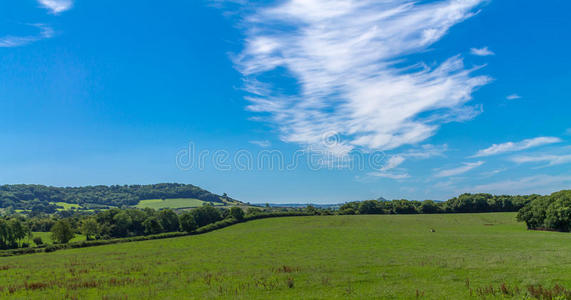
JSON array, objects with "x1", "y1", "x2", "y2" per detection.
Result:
[
  {"x1": 233, "y1": 0, "x2": 490, "y2": 153},
  {"x1": 38, "y1": 0, "x2": 73, "y2": 14},
  {"x1": 472, "y1": 136, "x2": 562, "y2": 157},
  {"x1": 0, "y1": 24, "x2": 54, "y2": 48},
  {"x1": 470, "y1": 46, "x2": 494, "y2": 56},
  {"x1": 435, "y1": 161, "x2": 484, "y2": 178}
]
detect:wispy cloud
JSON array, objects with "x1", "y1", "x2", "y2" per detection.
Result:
[
  {"x1": 380, "y1": 155, "x2": 405, "y2": 172},
  {"x1": 371, "y1": 144, "x2": 447, "y2": 179},
  {"x1": 506, "y1": 94, "x2": 521, "y2": 100},
  {"x1": 234, "y1": 0, "x2": 489, "y2": 153},
  {"x1": 0, "y1": 24, "x2": 54, "y2": 48},
  {"x1": 511, "y1": 154, "x2": 571, "y2": 167},
  {"x1": 469, "y1": 175, "x2": 571, "y2": 195},
  {"x1": 249, "y1": 140, "x2": 271, "y2": 148},
  {"x1": 369, "y1": 171, "x2": 410, "y2": 180},
  {"x1": 38, "y1": 0, "x2": 73, "y2": 14},
  {"x1": 435, "y1": 161, "x2": 484, "y2": 178},
  {"x1": 470, "y1": 46, "x2": 494, "y2": 56},
  {"x1": 480, "y1": 168, "x2": 506, "y2": 177},
  {"x1": 473, "y1": 136, "x2": 561, "y2": 157}
]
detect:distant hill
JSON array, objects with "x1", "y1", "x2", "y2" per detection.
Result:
[{"x1": 0, "y1": 183, "x2": 240, "y2": 213}]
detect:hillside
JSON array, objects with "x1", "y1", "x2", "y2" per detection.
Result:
[
  {"x1": 0, "y1": 183, "x2": 240, "y2": 213},
  {"x1": 1, "y1": 213, "x2": 570, "y2": 299}
]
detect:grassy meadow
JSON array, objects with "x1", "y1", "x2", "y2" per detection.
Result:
[
  {"x1": 29, "y1": 232, "x2": 87, "y2": 247},
  {"x1": 133, "y1": 198, "x2": 223, "y2": 210},
  {"x1": 1, "y1": 213, "x2": 570, "y2": 299}
]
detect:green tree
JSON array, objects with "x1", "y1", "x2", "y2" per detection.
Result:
[
  {"x1": 51, "y1": 220, "x2": 75, "y2": 244},
  {"x1": 0, "y1": 219, "x2": 12, "y2": 249},
  {"x1": 112, "y1": 212, "x2": 132, "y2": 237},
  {"x1": 229, "y1": 207, "x2": 245, "y2": 220},
  {"x1": 158, "y1": 209, "x2": 180, "y2": 232},
  {"x1": 191, "y1": 205, "x2": 222, "y2": 227},
  {"x1": 179, "y1": 212, "x2": 197, "y2": 232},
  {"x1": 9, "y1": 219, "x2": 27, "y2": 246},
  {"x1": 143, "y1": 217, "x2": 163, "y2": 235},
  {"x1": 81, "y1": 218, "x2": 99, "y2": 240}
]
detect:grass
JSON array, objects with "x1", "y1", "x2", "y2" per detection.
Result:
[
  {"x1": 29, "y1": 232, "x2": 87, "y2": 247},
  {"x1": 134, "y1": 198, "x2": 223, "y2": 210},
  {"x1": 49, "y1": 202, "x2": 81, "y2": 211},
  {"x1": 1, "y1": 213, "x2": 570, "y2": 299}
]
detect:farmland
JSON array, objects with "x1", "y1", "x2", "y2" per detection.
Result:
[
  {"x1": 1, "y1": 213, "x2": 570, "y2": 299},
  {"x1": 134, "y1": 198, "x2": 221, "y2": 210}
]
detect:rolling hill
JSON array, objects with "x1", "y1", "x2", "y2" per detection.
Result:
[{"x1": 0, "y1": 183, "x2": 241, "y2": 213}]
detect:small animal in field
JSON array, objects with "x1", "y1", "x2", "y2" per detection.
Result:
[{"x1": 429, "y1": 229, "x2": 436, "y2": 232}]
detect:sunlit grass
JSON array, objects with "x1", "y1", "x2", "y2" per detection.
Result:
[
  {"x1": 1, "y1": 213, "x2": 570, "y2": 299},
  {"x1": 133, "y1": 198, "x2": 222, "y2": 210}
]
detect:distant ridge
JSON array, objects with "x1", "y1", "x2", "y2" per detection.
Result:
[{"x1": 0, "y1": 183, "x2": 241, "y2": 213}]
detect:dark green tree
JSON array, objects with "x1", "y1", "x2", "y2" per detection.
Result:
[
  {"x1": 229, "y1": 207, "x2": 245, "y2": 220},
  {"x1": 179, "y1": 212, "x2": 198, "y2": 232},
  {"x1": 143, "y1": 217, "x2": 163, "y2": 235},
  {"x1": 158, "y1": 209, "x2": 180, "y2": 232}
]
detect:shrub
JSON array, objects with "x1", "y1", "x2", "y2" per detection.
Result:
[
  {"x1": 33, "y1": 237, "x2": 43, "y2": 246},
  {"x1": 229, "y1": 207, "x2": 245, "y2": 221}
]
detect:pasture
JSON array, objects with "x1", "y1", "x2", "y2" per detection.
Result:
[
  {"x1": 133, "y1": 198, "x2": 222, "y2": 210},
  {"x1": 1, "y1": 213, "x2": 570, "y2": 299}
]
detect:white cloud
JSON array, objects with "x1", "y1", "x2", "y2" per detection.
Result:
[
  {"x1": 0, "y1": 24, "x2": 54, "y2": 48},
  {"x1": 473, "y1": 136, "x2": 561, "y2": 157},
  {"x1": 506, "y1": 94, "x2": 521, "y2": 100},
  {"x1": 480, "y1": 168, "x2": 506, "y2": 177},
  {"x1": 469, "y1": 175, "x2": 571, "y2": 195},
  {"x1": 369, "y1": 171, "x2": 410, "y2": 179},
  {"x1": 372, "y1": 144, "x2": 447, "y2": 179},
  {"x1": 38, "y1": 0, "x2": 73, "y2": 14},
  {"x1": 380, "y1": 155, "x2": 405, "y2": 171},
  {"x1": 511, "y1": 154, "x2": 571, "y2": 167},
  {"x1": 470, "y1": 46, "x2": 494, "y2": 56},
  {"x1": 400, "y1": 144, "x2": 448, "y2": 159},
  {"x1": 435, "y1": 161, "x2": 484, "y2": 178},
  {"x1": 249, "y1": 140, "x2": 271, "y2": 148},
  {"x1": 233, "y1": 0, "x2": 490, "y2": 154}
]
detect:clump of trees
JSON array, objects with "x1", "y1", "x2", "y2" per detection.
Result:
[
  {"x1": 339, "y1": 193, "x2": 537, "y2": 215},
  {"x1": 0, "y1": 218, "x2": 32, "y2": 249},
  {"x1": 517, "y1": 190, "x2": 571, "y2": 232}
]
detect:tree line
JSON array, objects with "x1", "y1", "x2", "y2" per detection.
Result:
[
  {"x1": 517, "y1": 190, "x2": 571, "y2": 232},
  {"x1": 338, "y1": 193, "x2": 539, "y2": 215}
]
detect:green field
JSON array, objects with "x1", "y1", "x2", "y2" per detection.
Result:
[
  {"x1": 1, "y1": 213, "x2": 570, "y2": 299},
  {"x1": 29, "y1": 232, "x2": 87, "y2": 247},
  {"x1": 134, "y1": 198, "x2": 223, "y2": 210},
  {"x1": 49, "y1": 202, "x2": 81, "y2": 211}
]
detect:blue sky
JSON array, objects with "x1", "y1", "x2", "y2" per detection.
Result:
[{"x1": 1, "y1": 0, "x2": 570, "y2": 203}]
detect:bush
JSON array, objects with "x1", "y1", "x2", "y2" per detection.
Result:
[
  {"x1": 33, "y1": 237, "x2": 43, "y2": 246},
  {"x1": 229, "y1": 207, "x2": 245, "y2": 221}
]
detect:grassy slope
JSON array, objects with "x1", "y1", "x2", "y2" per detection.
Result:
[
  {"x1": 1, "y1": 213, "x2": 570, "y2": 299},
  {"x1": 29, "y1": 232, "x2": 86, "y2": 247},
  {"x1": 133, "y1": 198, "x2": 219, "y2": 209},
  {"x1": 49, "y1": 202, "x2": 81, "y2": 211}
]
